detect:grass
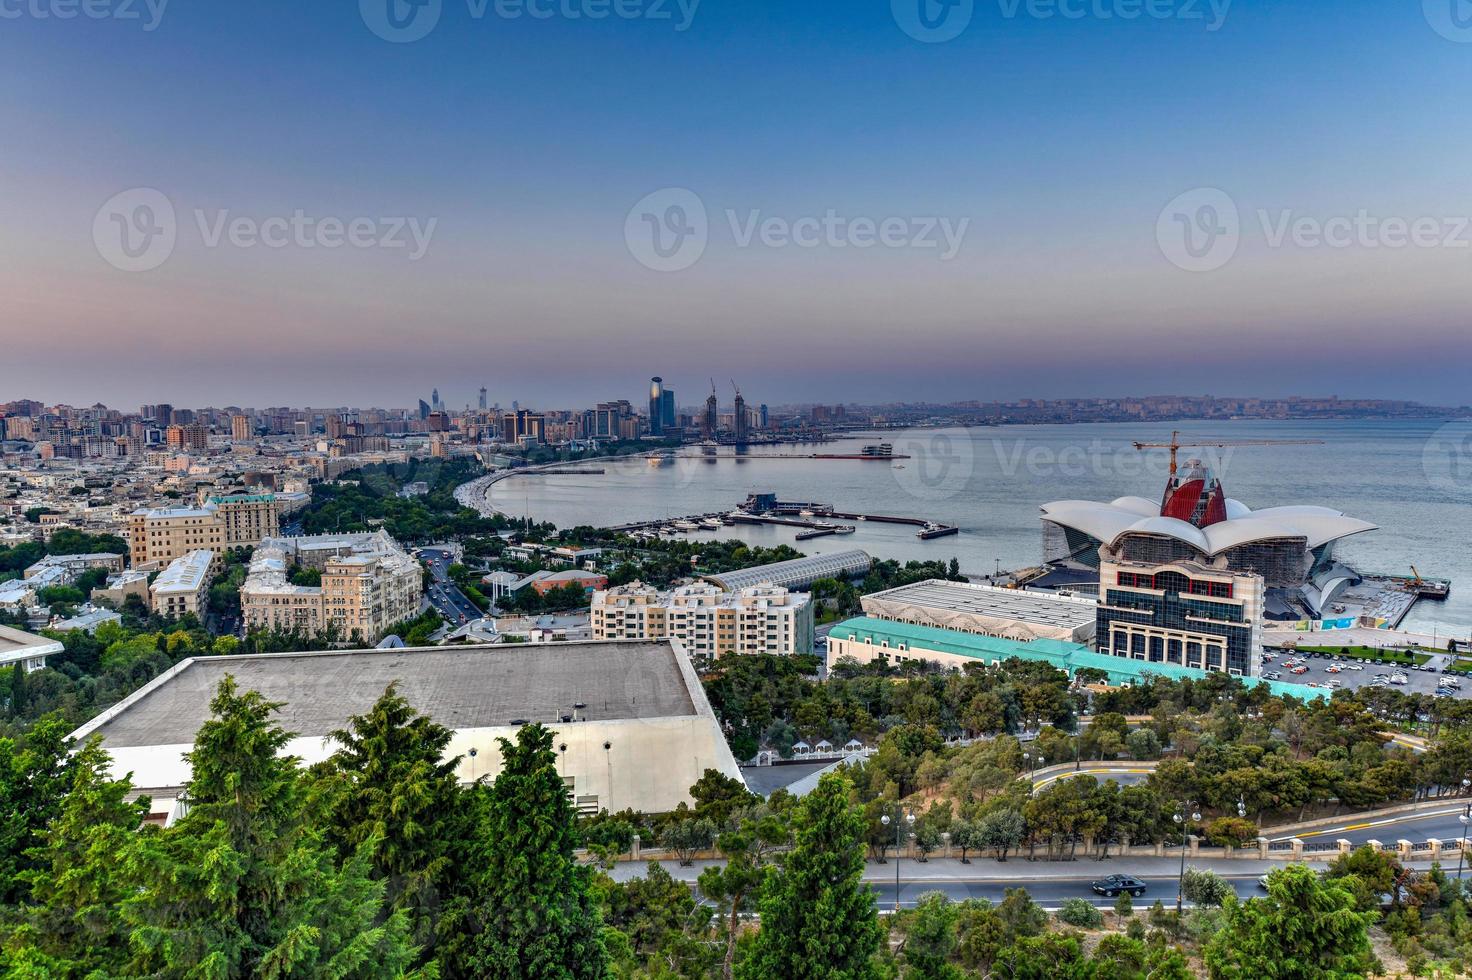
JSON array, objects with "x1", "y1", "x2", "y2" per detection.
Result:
[{"x1": 1289, "y1": 645, "x2": 1433, "y2": 667}]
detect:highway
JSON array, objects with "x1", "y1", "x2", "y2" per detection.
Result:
[{"x1": 419, "y1": 547, "x2": 487, "y2": 625}]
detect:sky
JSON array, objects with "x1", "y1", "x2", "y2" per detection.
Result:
[{"x1": 3, "y1": 0, "x2": 1471, "y2": 411}]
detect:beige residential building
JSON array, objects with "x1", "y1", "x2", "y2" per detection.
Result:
[
  {"x1": 591, "y1": 581, "x2": 813, "y2": 657},
  {"x1": 127, "y1": 493, "x2": 279, "y2": 567},
  {"x1": 231, "y1": 414, "x2": 252, "y2": 441},
  {"x1": 149, "y1": 549, "x2": 217, "y2": 618},
  {"x1": 241, "y1": 531, "x2": 422, "y2": 643}
]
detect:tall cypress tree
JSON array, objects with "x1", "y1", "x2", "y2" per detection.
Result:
[
  {"x1": 0, "y1": 713, "x2": 79, "y2": 906},
  {"x1": 738, "y1": 771, "x2": 882, "y2": 980},
  {"x1": 457, "y1": 723, "x2": 609, "y2": 979},
  {"x1": 122, "y1": 675, "x2": 424, "y2": 979},
  {"x1": 323, "y1": 682, "x2": 465, "y2": 962}
]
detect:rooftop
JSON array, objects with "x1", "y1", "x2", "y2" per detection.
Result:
[
  {"x1": 0, "y1": 623, "x2": 65, "y2": 666},
  {"x1": 703, "y1": 549, "x2": 872, "y2": 592},
  {"x1": 78, "y1": 640, "x2": 699, "y2": 748},
  {"x1": 152, "y1": 550, "x2": 215, "y2": 594},
  {"x1": 863, "y1": 579, "x2": 1096, "y2": 629}
]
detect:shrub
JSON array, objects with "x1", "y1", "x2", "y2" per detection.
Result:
[{"x1": 1057, "y1": 898, "x2": 1104, "y2": 929}]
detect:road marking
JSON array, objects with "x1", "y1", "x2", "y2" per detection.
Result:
[{"x1": 1274, "y1": 808, "x2": 1465, "y2": 841}]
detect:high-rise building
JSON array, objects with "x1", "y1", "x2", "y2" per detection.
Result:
[
  {"x1": 431, "y1": 388, "x2": 441, "y2": 412},
  {"x1": 703, "y1": 389, "x2": 718, "y2": 441},
  {"x1": 165, "y1": 422, "x2": 208, "y2": 451},
  {"x1": 418, "y1": 399, "x2": 431, "y2": 420},
  {"x1": 478, "y1": 387, "x2": 488, "y2": 410},
  {"x1": 732, "y1": 389, "x2": 748, "y2": 445},
  {"x1": 660, "y1": 388, "x2": 676, "y2": 431},
  {"x1": 231, "y1": 414, "x2": 251, "y2": 441},
  {"x1": 127, "y1": 493, "x2": 280, "y2": 567},
  {"x1": 591, "y1": 582, "x2": 814, "y2": 657},
  {"x1": 648, "y1": 377, "x2": 664, "y2": 435},
  {"x1": 759, "y1": 404, "x2": 769, "y2": 429}
]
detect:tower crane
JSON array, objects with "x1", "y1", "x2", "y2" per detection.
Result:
[{"x1": 1132, "y1": 430, "x2": 1325, "y2": 475}]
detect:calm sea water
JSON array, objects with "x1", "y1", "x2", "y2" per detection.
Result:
[{"x1": 488, "y1": 420, "x2": 1472, "y2": 634}]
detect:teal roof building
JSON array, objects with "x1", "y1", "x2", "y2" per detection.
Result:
[{"x1": 827, "y1": 617, "x2": 1327, "y2": 701}]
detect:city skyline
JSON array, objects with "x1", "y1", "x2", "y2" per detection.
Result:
[{"x1": 7, "y1": 2, "x2": 1472, "y2": 405}]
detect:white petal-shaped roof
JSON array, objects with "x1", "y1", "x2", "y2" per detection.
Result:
[{"x1": 1041, "y1": 498, "x2": 1378, "y2": 557}]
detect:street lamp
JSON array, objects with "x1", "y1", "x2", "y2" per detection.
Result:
[
  {"x1": 1458, "y1": 807, "x2": 1471, "y2": 883},
  {"x1": 1173, "y1": 800, "x2": 1201, "y2": 916},
  {"x1": 880, "y1": 807, "x2": 916, "y2": 912}
]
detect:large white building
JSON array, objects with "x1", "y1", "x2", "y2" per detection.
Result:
[
  {"x1": 149, "y1": 549, "x2": 217, "y2": 618},
  {"x1": 591, "y1": 581, "x2": 814, "y2": 656},
  {"x1": 240, "y1": 530, "x2": 422, "y2": 643},
  {"x1": 70, "y1": 639, "x2": 742, "y2": 823}
]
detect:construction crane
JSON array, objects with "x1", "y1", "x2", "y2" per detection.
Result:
[{"x1": 1132, "y1": 430, "x2": 1325, "y2": 475}]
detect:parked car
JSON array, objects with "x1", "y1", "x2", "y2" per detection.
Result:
[
  {"x1": 1091, "y1": 874, "x2": 1147, "y2": 898},
  {"x1": 1263, "y1": 671, "x2": 1282, "y2": 680}
]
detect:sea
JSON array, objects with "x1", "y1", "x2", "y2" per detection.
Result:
[{"x1": 487, "y1": 419, "x2": 1472, "y2": 635}]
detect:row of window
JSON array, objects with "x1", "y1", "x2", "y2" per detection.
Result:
[{"x1": 1117, "y1": 571, "x2": 1234, "y2": 598}]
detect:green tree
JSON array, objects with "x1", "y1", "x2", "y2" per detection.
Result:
[
  {"x1": 323, "y1": 682, "x2": 465, "y2": 964},
  {"x1": 0, "y1": 714, "x2": 78, "y2": 905},
  {"x1": 1181, "y1": 867, "x2": 1235, "y2": 909},
  {"x1": 120, "y1": 676, "x2": 421, "y2": 978},
  {"x1": 1203, "y1": 864, "x2": 1377, "y2": 979},
  {"x1": 1113, "y1": 890, "x2": 1134, "y2": 919},
  {"x1": 457, "y1": 723, "x2": 609, "y2": 979},
  {"x1": 661, "y1": 815, "x2": 716, "y2": 866},
  {"x1": 1057, "y1": 898, "x2": 1103, "y2": 929},
  {"x1": 699, "y1": 804, "x2": 789, "y2": 980},
  {"x1": 898, "y1": 892, "x2": 963, "y2": 980},
  {"x1": 739, "y1": 771, "x2": 882, "y2": 980},
  {"x1": 3, "y1": 738, "x2": 147, "y2": 979}
]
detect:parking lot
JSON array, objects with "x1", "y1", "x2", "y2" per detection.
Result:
[{"x1": 1263, "y1": 647, "x2": 1470, "y2": 699}]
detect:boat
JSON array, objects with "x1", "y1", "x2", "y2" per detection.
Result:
[
  {"x1": 700, "y1": 518, "x2": 724, "y2": 529},
  {"x1": 834, "y1": 525, "x2": 856, "y2": 535},
  {"x1": 673, "y1": 520, "x2": 701, "y2": 532},
  {"x1": 861, "y1": 443, "x2": 894, "y2": 458}
]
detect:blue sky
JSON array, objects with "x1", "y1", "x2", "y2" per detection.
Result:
[{"x1": 4, "y1": 0, "x2": 1471, "y2": 409}]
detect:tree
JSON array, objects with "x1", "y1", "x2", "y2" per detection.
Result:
[
  {"x1": 1113, "y1": 889, "x2": 1134, "y2": 919},
  {"x1": 322, "y1": 682, "x2": 465, "y2": 964},
  {"x1": 738, "y1": 771, "x2": 882, "y2": 980},
  {"x1": 0, "y1": 714, "x2": 78, "y2": 905},
  {"x1": 951, "y1": 818, "x2": 981, "y2": 864},
  {"x1": 1181, "y1": 867, "x2": 1235, "y2": 909},
  {"x1": 456, "y1": 723, "x2": 610, "y2": 979},
  {"x1": 699, "y1": 804, "x2": 789, "y2": 980},
  {"x1": 1203, "y1": 864, "x2": 1377, "y2": 979},
  {"x1": 689, "y1": 767, "x2": 759, "y2": 825},
  {"x1": 3, "y1": 738, "x2": 147, "y2": 978},
  {"x1": 979, "y1": 807, "x2": 1026, "y2": 862},
  {"x1": 661, "y1": 816, "x2": 716, "y2": 866},
  {"x1": 898, "y1": 892, "x2": 963, "y2": 980},
  {"x1": 120, "y1": 676, "x2": 421, "y2": 978}
]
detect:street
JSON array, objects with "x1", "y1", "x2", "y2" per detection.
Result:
[
  {"x1": 418, "y1": 547, "x2": 487, "y2": 625},
  {"x1": 1273, "y1": 802, "x2": 1472, "y2": 847}
]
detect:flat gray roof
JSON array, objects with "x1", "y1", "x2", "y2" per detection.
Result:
[
  {"x1": 864, "y1": 580, "x2": 1097, "y2": 629},
  {"x1": 86, "y1": 641, "x2": 697, "y2": 749}
]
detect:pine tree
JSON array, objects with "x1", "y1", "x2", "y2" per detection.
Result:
[
  {"x1": 2, "y1": 738, "x2": 147, "y2": 979},
  {"x1": 323, "y1": 682, "x2": 465, "y2": 963},
  {"x1": 121, "y1": 675, "x2": 424, "y2": 978},
  {"x1": 456, "y1": 723, "x2": 609, "y2": 979},
  {"x1": 738, "y1": 771, "x2": 882, "y2": 980},
  {"x1": 0, "y1": 713, "x2": 79, "y2": 906}
]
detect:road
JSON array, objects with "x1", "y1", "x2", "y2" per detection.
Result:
[
  {"x1": 418, "y1": 547, "x2": 487, "y2": 625},
  {"x1": 608, "y1": 857, "x2": 1274, "y2": 910},
  {"x1": 1273, "y1": 802, "x2": 1472, "y2": 847},
  {"x1": 1032, "y1": 766, "x2": 1154, "y2": 789}
]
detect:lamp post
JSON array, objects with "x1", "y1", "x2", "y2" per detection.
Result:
[
  {"x1": 1458, "y1": 807, "x2": 1471, "y2": 883},
  {"x1": 880, "y1": 807, "x2": 915, "y2": 913},
  {"x1": 1173, "y1": 800, "x2": 1201, "y2": 915}
]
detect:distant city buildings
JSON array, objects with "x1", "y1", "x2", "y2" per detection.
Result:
[
  {"x1": 149, "y1": 549, "x2": 217, "y2": 618},
  {"x1": 240, "y1": 530, "x2": 422, "y2": 643},
  {"x1": 127, "y1": 493, "x2": 280, "y2": 567},
  {"x1": 591, "y1": 581, "x2": 814, "y2": 657}
]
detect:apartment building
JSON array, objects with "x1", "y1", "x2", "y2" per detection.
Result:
[
  {"x1": 149, "y1": 549, "x2": 217, "y2": 618},
  {"x1": 127, "y1": 493, "x2": 279, "y2": 566},
  {"x1": 241, "y1": 531, "x2": 422, "y2": 643},
  {"x1": 591, "y1": 581, "x2": 813, "y2": 657}
]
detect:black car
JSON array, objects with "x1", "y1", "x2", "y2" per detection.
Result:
[{"x1": 1090, "y1": 874, "x2": 1146, "y2": 897}]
